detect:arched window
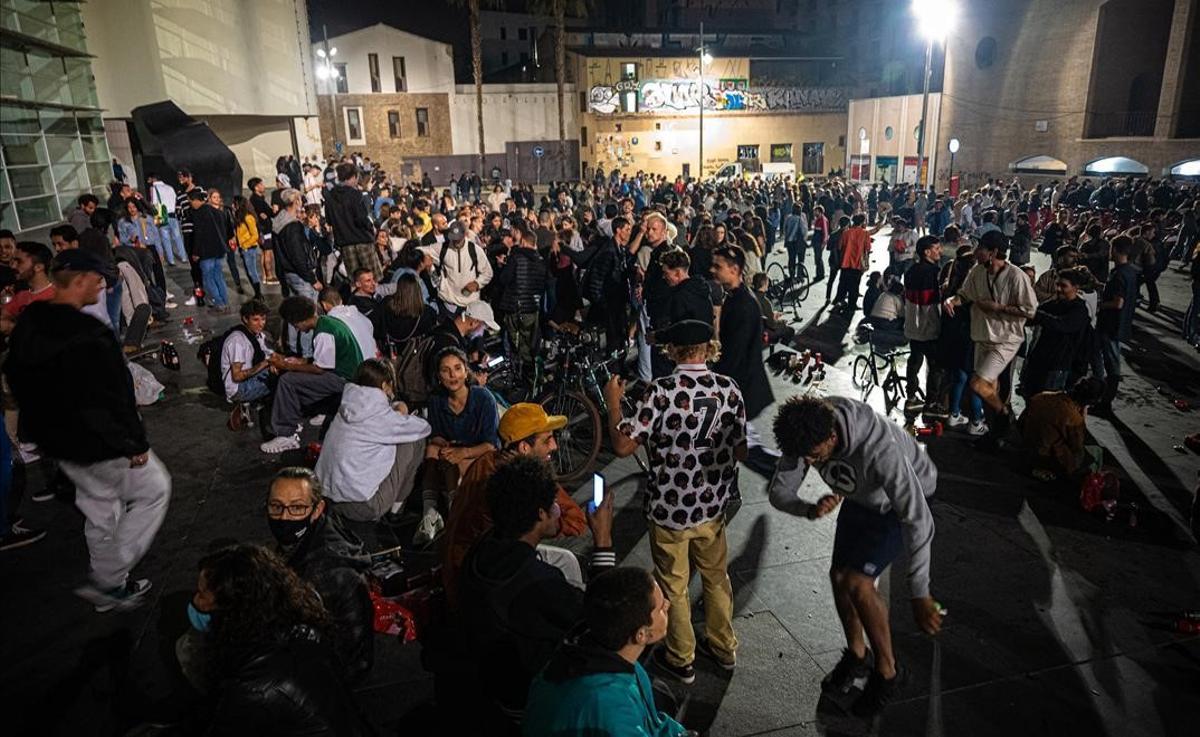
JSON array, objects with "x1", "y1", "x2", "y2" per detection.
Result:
[
  {"x1": 1167, "y1": 159, "x2": 1200, "y2": 178},
  {"x1": 1009, "y1": 155, "x2": 1067, "y2": 175},
  {"x1": 1082, "y1": 156, "x2": 1149, "y2": 176}
]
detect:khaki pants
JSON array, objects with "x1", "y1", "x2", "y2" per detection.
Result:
[{"x1": 650, "y1": 516, "x2": 738, "y2": 667}]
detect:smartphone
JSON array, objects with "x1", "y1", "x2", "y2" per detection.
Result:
[
  {"x1": 486, "y1": 355, "x2": 504, "y2": 368},
  {"x1": 591, "y1": 472, "x2": 605, "y2": 508}
]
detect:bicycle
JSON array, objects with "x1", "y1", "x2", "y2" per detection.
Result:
[
  {"x1": 764, "y1": 261, "x2": 810, "y2": 321},
  {"x1": 851, "y1": 323, "x2": 916, "y2": 411}
]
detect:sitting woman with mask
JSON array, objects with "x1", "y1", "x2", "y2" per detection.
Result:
[
  {"x1": 316, "y1": 359, "x2": 431, "y2": 523},
  {"x1": 182, "y1": 543, "x2": 373, "y2": 734}
]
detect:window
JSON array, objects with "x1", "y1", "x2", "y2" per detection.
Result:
[
  {"x1": 975, "y1": 37, "x2": 997, "y2": 69},
  {"x1": 518, "y1": 27, "x2": 527, "y2": 40},
  {"x1": 621, "y1": 62, "x2": 638, "y2": 81},
  {"x1": 392, "y1": 56, "x2": 406, "y2": 92},
  {"x1": 1082, "y1": 156, "x2": 1149, "y2": 176},
  {"x1": 884, "y1": 125, "x2": 894, "y2": 140},
  {"x1": 581, "y1": 125, "x2": 588, "y2": 142},
  {"x1": 344, "y1": 107, "x2": 365, "y2": 145},
  {"x1": 368, "y1": 53, "x2": 380, "y2": 93},
  {"x1": 415, "y1": 108, "x2": 429, "y2": 137},
  {"x1": 655, "y1": 141, "x2": 663, "y2": 151},
  {"x1": 500, "y1": 26, "x2": 507, "y2": 40},
  {"x1": 334, "y1": 63, "x2": 348, "y2": 94},
  {"x1": 387, "y1": 110, "x2": 401, "y2": 138},
  {"x1": 770, "y1": 143, "x2": 792, "y2": 163},
  {"x1": 579, "y1": 91, "x2": 587, "y2": 112},
  {"x1": 737, "y1": 144, "x2": 760, "y2": 161},
  {"x1": 802, "y1": 142, "x2": 825, "y2": 174}
]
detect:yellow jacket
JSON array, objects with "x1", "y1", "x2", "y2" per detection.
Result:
[{"x1": 235, "y1": 214, "x2": 259, "y2": 249}]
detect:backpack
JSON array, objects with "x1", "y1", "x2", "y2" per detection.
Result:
[
  {"x1": 438, "y1": 240, "x2": 480, "y2": 279},
  {"x1": 197, "y1": 325, "x2": 265, "y2": 398},
  {"x1": 387, "y1": 318, "x2": 437, "y2": 406}
]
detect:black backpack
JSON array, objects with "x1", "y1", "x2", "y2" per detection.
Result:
[
  {"x1": 197, "y1": 325, "x2": 265, "y2": 397},
  {"x1": 438, "y1": 240, "x2": 480, "y2": 278},
  {"x1": 383, "y1": 317, "x2": 436, "y2": 406}
]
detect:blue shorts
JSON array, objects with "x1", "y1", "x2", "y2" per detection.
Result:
[{"x1": 831, "y1": 500, "x2": 903, "y2": 579}]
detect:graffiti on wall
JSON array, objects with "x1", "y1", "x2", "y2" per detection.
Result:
[{"x1": 587, "y1": 80, "x2": 847, "y2": 114}]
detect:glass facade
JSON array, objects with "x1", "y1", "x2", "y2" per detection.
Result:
[{"x1": 1, "y1": 0, "x2": 110, "y2": 234}]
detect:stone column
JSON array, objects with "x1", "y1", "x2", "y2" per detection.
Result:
[{"x1": 1155, "y1": 0, "x2": 1197, "y2": 138}]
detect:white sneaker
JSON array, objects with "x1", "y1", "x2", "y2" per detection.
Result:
[
  {"x1": 165, "y1": 301, "x2": 178, "y2": 309},
  {"x1": 308, "y1": 414, "x2": 326, "y2": 427},
  {"x1": 412, "y1": 509, "x2": 444, "y2": 546},
  {"x1": 184, "y1": 296, "x2": 198, "y2": 306},
  {"x1": 260, "y1": 434, "x2": 301, "y2": 454},
  {"x1": 76, "y1": 578, "x2": 153, "y2": 613},
  {"x1": 947, "y1": 413, "x2": 969, "y2": 427},
  {"x1": 968, "y1": 420, "x2": 990, "y2": 436},
  {"x1": 166, "y1": 292, "x2": 176, "y2": 299}
]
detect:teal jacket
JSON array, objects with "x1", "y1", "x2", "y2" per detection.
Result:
[{"x1": 522, "y1": 632, "x2": 688, "y2": 737}]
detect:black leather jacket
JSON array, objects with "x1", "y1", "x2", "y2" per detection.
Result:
[
  {"x1": 209, "y1": 625, "x2": 373, "y2": 737},
  {"x1": 282, "y1": 513, "x2": 374, "y2": 684}
]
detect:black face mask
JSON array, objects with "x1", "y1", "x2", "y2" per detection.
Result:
[{"x1": 268, "y1": 513, "x2": 314, "y2": 548}]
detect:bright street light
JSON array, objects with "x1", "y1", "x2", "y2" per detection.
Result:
[
  {"x1": 948, "y1": 138, "x2": 960, "y2": 153},
  {"x1": 701, "y1": 52, "x2": 713, "y2": 66},
  {"x1": 316, "y1": 48, "x2": 326, "y2": 58},
  {"x1": 913, "y1": 0, "x2": 957, "y2": 40}
]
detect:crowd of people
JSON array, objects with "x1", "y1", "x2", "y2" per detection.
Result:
[{"x1": 0, "y1": 149, "x2": 1197, "y2": 734}]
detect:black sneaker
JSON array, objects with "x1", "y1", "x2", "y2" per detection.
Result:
[
  {"x1": 852, "y1": 666, "x2": 907, "y2": 718},
  {"x1": 0, "y1": 523, "x2": 47, "y2": 551},
  {"x1": 821, "y1": 648, "x2": 872, "y2": 695},
  {"x1": 652, "y1": 646, "x2": 696, "y2": 684},
  {"x1": 696, "y1": 637, "x2": 736, "y2": 671}
]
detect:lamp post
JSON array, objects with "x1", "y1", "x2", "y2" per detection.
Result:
[
  {"x1": 316, "y1": 24, "x2": 340, "y2": 150},
  {"x1": 697, "y1": 23, "x2": 713, "y2": 180},
  {"x1": 912, "y1": 0, "x2": 956, "y2": 189},
  {"x1": 947, "y1": 137, "x2": 960, "y2": 195}
]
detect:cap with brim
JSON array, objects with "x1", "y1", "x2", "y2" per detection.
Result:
[
  {"x1": 52, "y1": 249, "x2": 115, "y2": 281},
  {"x1": 499, "y1": 402, "x2": 568, "y2": 445},
  {"x1": 445, "y1": 221, "x2": 466, "y2": 242},
  {"x1": 655, "y1": 319, "x2": 714, "y2": 346},
  {"x1": 462, "y1": 300, "x2": 500, "y2": 331}
]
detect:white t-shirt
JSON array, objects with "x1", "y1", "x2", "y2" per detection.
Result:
[
  {"x1": 220, "y1": 329, "x2": 273, "y2": 400},
  {"x1": 304, "y1": 172, "x2": 323, "y2": 205}
]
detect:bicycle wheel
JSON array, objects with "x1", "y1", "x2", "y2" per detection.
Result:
[
  {"x1": 538, "y1": 389, "x2": 601, "y2": 483},
  {"x1": 792, "y1": 263, "x2": 811, "y2": 303},
  {"x1": 852, "y1": 355, "x2": 873, "y2": 389}
]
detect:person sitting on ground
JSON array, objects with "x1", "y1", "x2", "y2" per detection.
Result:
[
  {"x1": 441, "y1": 403, "x2": 590, "y2": 609},
  {"x1": 751, "y1": 271, "x2": 796, "y2": 346},
  {"x1": 1020, "y1": 376, "x2": 1105, "y2": 484},
  {"x1": 523, "y1": 567, "x2": 693, "y2": 737},
  {"x1": 864, "y1": 274, "x2": 906, "y2": 347},
  {"x1": 187, "y1": 544, "x2": 372, "y2": 734},
  {"x1": 347, "y1": 267, "x2": 396, "y2": 320},
  {"x1": 261, "y1": 291, "x2": 378, "y2": 454},
  {"x1": 372, "y1": 272, "x2": 438, "y2": 354},
  {"x1": 315, "y1": 359, "x2": 430, "y2": 523},
  {"x1": 263, "y1": 467, "x2": 376, "y2": 684},
  {"x1": 458, "y1": 454, "x2": 615, "y2": 725},
  {"x1": 412, "y1": 346, "x2": 501, "y2": 544},
  {"x1": 219, "y1": 299, "x2": 275, "y2": 406}
]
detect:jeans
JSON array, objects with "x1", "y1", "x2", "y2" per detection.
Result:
[
  {"x1": 948, "y1": 368, "x2": 984, "y2": 422},
  {"x1": 283, "y1": 274, "x2": 317, "y2": 356},
  {"x1": 784, "y1": 239, "x2": 805, "y2": 279},
  {"x1": 199, "y1": 257, "x2": 228, "y2": 308},
  {"x1": 271, "y1": 371, "x2": 346, "y2": 437},
  {"x1": 231, "y1": 371, "x2": 272, "y2": 403},
  {"x1": 836, "y1": 267, "x2": 864, "y2": 309},
  {"x1": 810, "y1": 232, "x2": 826, "y2": 279},
  {"x1": 105, "y1": 281, "x2": 123, "y2": 336},
  {"x1": 224, "y1": 249, "x2": 242, "y2": 287},
  {"x1": 158, "y1": 217, "x2": 187, "y2": 263},
  {"x1": 60, "y1": 451, "x2": 172, "y2": 590},
  {"x1": 240, "y1": 247, "x2": 262, "y2": 289}
]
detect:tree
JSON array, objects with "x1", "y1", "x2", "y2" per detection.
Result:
[
  {"x1": 452, "y1": 0, "x2": 505, "y2": 176},
  {"x1": 531, "y1": 0, "x2": 589, "y2": 172}
]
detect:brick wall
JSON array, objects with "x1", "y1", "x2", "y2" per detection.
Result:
[{"x1": 317, "y1": 93, "x2": 452, "y2": 176}]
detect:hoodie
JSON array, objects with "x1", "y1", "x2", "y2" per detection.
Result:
[
  {"x1": 272, "y1": 209, "x2": 318, "y2": 284},
  {"x1": 324, "y1": 183, "x2": 375, "y2": 246},
  {"x1": 522, "y1": 629, "x2": 689, "y2": 737},
  {"x1": 4, "y1": 301, "x2": 149, "y2": 462},
  {"x1": 767, "y1": 396, "x2": 937, "y2": 599},
  {"x1": 315, "y1": 384, "x2": 430, "y2": 503}
]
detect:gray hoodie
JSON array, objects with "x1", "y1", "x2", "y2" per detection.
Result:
[
  {"x1": 768, "y1": 396, "x2": 937, "y2": 599},
  {"x1": 315, "y1": 384, "x2": 430, "y2": 503}
]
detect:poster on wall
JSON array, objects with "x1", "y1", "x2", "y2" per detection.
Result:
[
  {"x1": 902, "y1": 156, "x2": 929, "y2": 185},
  {"x1": 849, "y1": 154, "x2": 871, "y2": 181},
  {"x1": 875, "y1": 156, "x2": 898, "y2": 185}
]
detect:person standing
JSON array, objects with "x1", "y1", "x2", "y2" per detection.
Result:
[
  {"x1": 496, "y1": 222, "x2": 548, "y2": 371},
  {"x1": 605, "y1": 320, "x2": 745, "y2": 684},
  {"x1": 834, "y1": 214, "x2": 884, "y2": 313},
  {"x1": 782, "y1": 203, "x2": 809, "y2": 280},
  {"x1": 768, "y1": 395, "x2": 942, "y2": 718},
  {"x1": 186, "y1": 189, "x2": 234, "y2": 312},
  {"x1": 942, "y1": 231, "x2": 1038, "y2": 445},
  {"x1": 1093, "y1": 236, "x2": 1139, "y2": 414},
  {"x1": 903, "y1": 236, "x2": 943, "y2": 410},
  {"x1": 325, "y1": 163, "x2": 381, "y2": 279},
  {"x1": 147, "y1": 174, "x2": 187, "y2": 265},
  {"x1": 5, "y1": 250, "x2": 171, "y2": 610},
  {"x1": 248, "y1": 177, "x2": 278, "y2": 285}
]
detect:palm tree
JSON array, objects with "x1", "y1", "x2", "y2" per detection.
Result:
[
  {"x1": 532, "y1": 0, "x2": 589, "y2": 170},
  {"x1": 452, "y1": 0, "x2": 504, "y2": 175}
]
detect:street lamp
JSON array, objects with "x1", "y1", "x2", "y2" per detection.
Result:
[
  {"x1": 912, "y1": 0, "x2": 956, "y2": 189},
  {"x1": 947, "y1": 137, "x2": 960, "y2": 194},
  {"x1": 697, "y1": 24, "x2": 712, "y2": 179}
]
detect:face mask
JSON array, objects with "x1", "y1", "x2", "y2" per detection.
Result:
[
  {"x1": 187, "y1": 601, "x2": 212, "y2": 633},
  {"x1": 268, "y1": 513, "x2": 314, "y2": 547}
]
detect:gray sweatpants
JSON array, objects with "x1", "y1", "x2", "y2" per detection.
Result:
[
  {"x1": 333, "y1": 439, "x2": 427, "y2": 522},
  {"x1": 60, "y1": 451, "x2": 172, "y2": 590},
  {"x1": 271, "y1": 371, "x2": 346, "y2": 437}
]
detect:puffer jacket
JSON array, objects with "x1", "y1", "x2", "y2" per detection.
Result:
[
  {"x1": 496, "y1": 246, "x2": 547, "y2": 314},
  {"x1": 280, "y1": 514, "x2": 375, "y2": 684},
  {"x1": 208, "y1": 624, "x2": 373, "y2": 737},
  {"x1": 523, "y1": 628, "x2": 689, "y2": 737}
]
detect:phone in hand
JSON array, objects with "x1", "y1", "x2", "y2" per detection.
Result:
[{"x1": 591, "y1": 472, "x2": 605, "y2": 509}]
